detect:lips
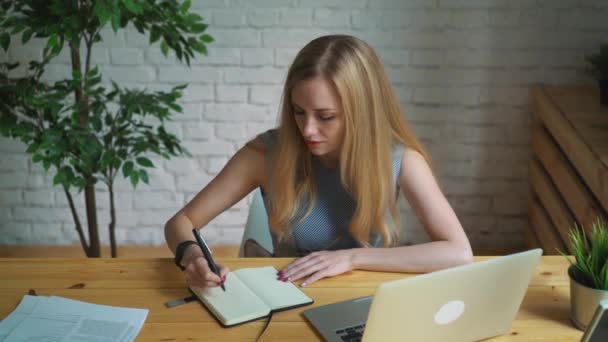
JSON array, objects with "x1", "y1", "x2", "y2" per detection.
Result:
[{"x1": 305, "y1": 140, "x2": 322, "y2": 147}]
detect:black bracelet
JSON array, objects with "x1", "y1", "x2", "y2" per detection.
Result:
[{"x1": 174, "y1": 240, "x2": 198, "y2": 271}]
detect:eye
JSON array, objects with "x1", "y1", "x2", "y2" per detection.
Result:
[
  {"x1": 319, "y1": 115, "x2": 335, "y2": 121},
  {"x1": 293, "y1": 110, "x2": 305, "y2": 116}
]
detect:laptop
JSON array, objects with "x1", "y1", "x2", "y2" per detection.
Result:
[{"x1": 303, "y1": 248, "x2": 542, "y2": 342}]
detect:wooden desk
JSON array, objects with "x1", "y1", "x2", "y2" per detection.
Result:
[{"x1": 0, "y1": 256, "x2": 582, "y2": 341}]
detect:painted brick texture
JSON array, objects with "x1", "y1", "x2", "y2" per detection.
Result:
[{"x1": 1, "y1": 0, "x2": 607, "y2": 250}]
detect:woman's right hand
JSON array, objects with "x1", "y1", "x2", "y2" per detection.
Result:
[{"x1": 181, "y1": 245, "x2": 230, "y2": 289}]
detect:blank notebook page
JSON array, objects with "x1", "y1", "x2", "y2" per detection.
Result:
[
  {"x1": 234, "y1": 266, "x2": 312, "y2": 310},
  {"x1": 193, "y1": 273, "x2": 269, "y2": 325}
]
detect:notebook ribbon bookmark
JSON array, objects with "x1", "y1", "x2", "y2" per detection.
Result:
[{"x1": 164, "y1": 295, "x2": 197, "y2": 308}]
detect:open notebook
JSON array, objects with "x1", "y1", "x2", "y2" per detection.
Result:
[{"x1": 191, "y1": 266, "x2": 313, "y2": 326}]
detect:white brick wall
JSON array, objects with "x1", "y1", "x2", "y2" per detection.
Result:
[{"x1": 1, "y1": 0, "x2": 607, "y2": 250}]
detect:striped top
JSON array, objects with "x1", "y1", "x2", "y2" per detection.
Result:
[{"x1": 258, "y1": 129, "x2": 404, "y2": 257}]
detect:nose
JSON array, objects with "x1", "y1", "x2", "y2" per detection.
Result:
[{"x1": 302, "y1": 115, "x2": 318, "y2": 137}]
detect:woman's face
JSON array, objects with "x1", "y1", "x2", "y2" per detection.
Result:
[{"x1": 291, "y1": 77, "x2": 345, "y2": 167}]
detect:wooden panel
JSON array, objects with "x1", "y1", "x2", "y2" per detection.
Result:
[
  {"x1": 532, "y1": 123, "x2": 605, "y2": 232},
  {"x1": 543, "y1": 86, "x2": 608, "y2": 152},
  {"x1": 529, "y1": 158, "x2": 575, "y2": 253},
  {"x1": 524, "y1": 224, "x2": 541, "y2": 250},
  {"x1": 534, "y1": 86, "x2": 608, "y2": 212},
  {"x1": 529, "y1": 197, "x2": 567, "y2": 255}
]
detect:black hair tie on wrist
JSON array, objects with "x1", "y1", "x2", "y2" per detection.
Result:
[{"x1": 174, "y1": 240, "x2": 198, "y2": 271}]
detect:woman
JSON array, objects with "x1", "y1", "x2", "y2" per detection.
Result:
[{"x1": 165, "y1": 35, "x2": 473, "y2": 290}]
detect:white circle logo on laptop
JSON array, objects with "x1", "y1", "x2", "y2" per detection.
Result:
[{"x1": 434, "y1": 300, "x2": 465, "y2": 325}]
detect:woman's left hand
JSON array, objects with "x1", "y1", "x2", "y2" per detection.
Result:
[{"x1": 278, "y1": 249, "x2": 356, "y2": 286}]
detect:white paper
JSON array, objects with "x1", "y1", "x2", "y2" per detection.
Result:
[
  {"x1": 0, "y1": 296, "x2": 148, "y2": 342},
  {"x1": 0, "y1": 295, "x2": 44, "y2": 340}
]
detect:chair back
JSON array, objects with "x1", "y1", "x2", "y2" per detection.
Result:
[{"x1": 238, "y1": 188, "x2": 274, "y2": 257}]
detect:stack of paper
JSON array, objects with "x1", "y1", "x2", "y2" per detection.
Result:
[{"x1": 0, "y1": 295, "x2": 148, "y2": 342}]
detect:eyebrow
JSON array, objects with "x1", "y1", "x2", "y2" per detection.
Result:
[{"x1": 291, "y1": 102, "x2": 337, "y2": 113}]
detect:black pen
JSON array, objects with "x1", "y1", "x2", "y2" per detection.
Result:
[{"x1": 192, "y1": 228, "x2": 226, "y2": 291}]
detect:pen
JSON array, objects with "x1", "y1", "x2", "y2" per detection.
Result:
[{"x1": 192, "y1": 228, "x2": 226, "y2": 291}]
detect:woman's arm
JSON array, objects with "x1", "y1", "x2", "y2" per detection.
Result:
[
  {"x1": 349, "y1": 148, "x2": 473, "y2": 272},
  {"x1": 164, "y1": 139, "x2": 266, "y2": 287},
  {"x1": 279, "y1": 148, "x2": 473, "y2": 286}
]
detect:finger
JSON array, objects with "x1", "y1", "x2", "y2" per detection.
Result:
[
  {"x1": 287, "y1": 260, "x2": 328, "y2": 282},
  {"x1": 281, "y1": 254, "x2": 316, "y2": 275},
  {"x1": 192, "y1": 259, "x2": 222, "y2": 283},
  {"x1": 205, "y1": 280, "x2": 222, "y2": 288},
  {"x1": 301, "y1": 269, "x2": 328, "y2": 287},
  {"x1": 280, "y1": 253, "x2": 316, "y2": 275},
  {"x1": 202, "y1": 270, "x2": 222, "y2": 283},
  {"x1": 191, "y1": 256, "x2": 211, "y2": 274},
  {"x1": 186, "y1": 271, "x2": 222, "y2": 289},
  {"x1": 185, "y1": 263, "x2": 209, "y2": 286},
  {"x1": 185, "y1": 271, "x2": 207, "y2": 289},
  {"x1": 191, "y1": 279, "x2": 222, "y2": 289},
  {"x1": 218, "y1": 265, "x2": 230, "y2": 279},
  {"x1": 283, "y1": 255, "x2": 324, "y2": 280}
]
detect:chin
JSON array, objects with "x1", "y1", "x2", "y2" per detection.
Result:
[{"x1": 308, "y1": 147, "x2": 328, "y2": 155}]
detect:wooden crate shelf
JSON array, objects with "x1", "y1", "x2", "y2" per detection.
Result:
[{"x1": 529, "y1": 85, "x2": 608, "y2": 254}]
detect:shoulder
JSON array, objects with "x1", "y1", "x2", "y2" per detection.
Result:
[
  {"x1": 398, "y1": 148, "x2": 434, "y2": 187},
  {"x1": 254, "y1": 129, "x2": 278, "y2": 148},
  {"x1": 244, "y1": 129, "x2": 276, "y2": 153},
  {"x1": 223, "y1": 137, "x2": 267, "y2": 191},
  {"x1": 400, "y1": 147, "x2": 426, "y2": 164}
]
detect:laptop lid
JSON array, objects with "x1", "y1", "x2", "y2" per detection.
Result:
[{"x1": 362, "y1": 249, "x2": 543, "y2": 342}]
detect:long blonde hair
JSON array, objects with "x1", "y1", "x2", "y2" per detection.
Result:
[{"x1": 268, "y1": 35, "x2": 430, "y2": 247}]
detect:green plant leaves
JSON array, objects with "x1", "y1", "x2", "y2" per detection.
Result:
[
  {"x1": 180, "y1": 0, "x2": 192, "y2": 13},
  {"x1": 45, "y1": 33, "x2": 62, "y2": 55},
  {"x1": 129, "y1": 170, "x2": 139, "y2": 188},
  {"x1": 201, "y1": 34, "x2": 214, "y2": 43},
  {"x1": 136, "y1": 157, "x2": 153, "y2": 168},
  {"x1": 122, "y1": 161, "x2": 134, "y2": 178},
  {"x1": 1, "y1": 0, "x2": 199, "y2": 192},
  {"x1": 122, "y1": 0, "x2": 143, "y2": 15},
  {"x1": 160, "y1": 40, "x2": 169, "y2": 56},
  {"x1": 150, "y1": 26, "x2": 161, "y2": 44},
  {"x1": 139, "y1": 169, "x2": 149, "y2": 184},
  {"x1": 565, "y1": 218, "x2": 608, "y2": 290},
  {"x1": 0, "y1": 32, "x2": 10, "y2": 51},
  {"x1": 21, "y1": 29, "x2": 33, "y2": 44}
]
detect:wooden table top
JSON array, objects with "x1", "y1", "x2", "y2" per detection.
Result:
[{"x1": 0, "y1": 256, "x2": 582, "y2": 341}]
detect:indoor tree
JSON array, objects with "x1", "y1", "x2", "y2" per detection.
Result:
[{"x1": 0, "y1": 0, "x2": 212, "y2": 257}]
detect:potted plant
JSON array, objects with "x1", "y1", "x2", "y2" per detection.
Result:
[
  {"x1": 585, "y1": 43, "x2": 608, "y2": 106},
  {"x1": 0, "y1": 0, "x2": 213, "y2": 257},
  {"x1": 563, "y1": 218, "x2": 608, "y2": 330}
]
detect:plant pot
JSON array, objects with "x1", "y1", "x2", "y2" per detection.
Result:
[
  {"x1": 600, "y1": 79, "x2": 608, "y2": 106},
  {"x1": 569, "y1": 265, "x2": 608, "y2": 330}
]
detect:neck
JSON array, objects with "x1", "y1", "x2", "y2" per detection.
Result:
[{"x1": 316, "y1": 153, "x2": 339, "y2": 169}]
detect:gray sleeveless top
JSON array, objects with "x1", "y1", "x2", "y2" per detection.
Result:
[{"x1": 258, "y1": 129, "x2": 404, "y2": 257}]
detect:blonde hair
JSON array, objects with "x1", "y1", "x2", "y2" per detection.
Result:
[{"x1": 268, "y1": 35, "x2": 430, "y2": 247}]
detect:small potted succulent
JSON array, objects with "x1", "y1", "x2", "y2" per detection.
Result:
[
  {"x1": 585, "y1": 44, "x2": 608, "y2": 106},
  {"x1": 563, "y1": 218, "x2": 608, "y2": 330}
]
